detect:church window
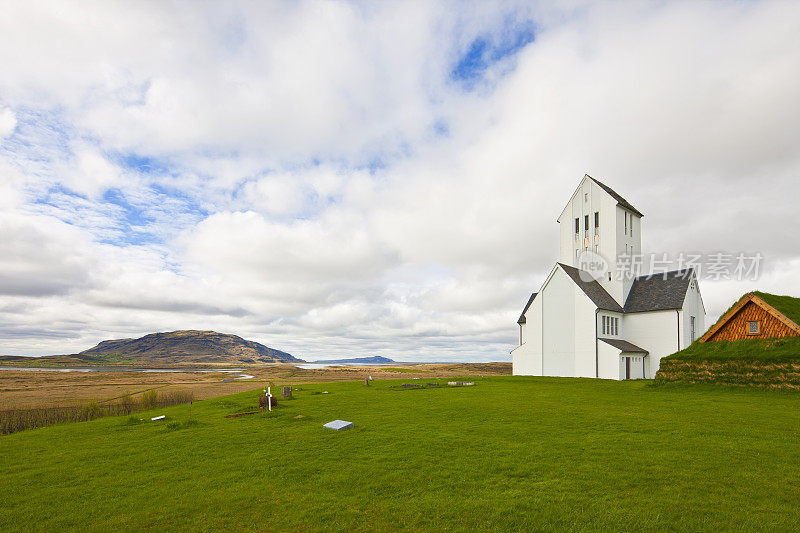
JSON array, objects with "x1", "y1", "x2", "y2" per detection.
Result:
[
  {"x1": 615, "y1": 317, "x2": 619, "y2": 335},
  {"x1": 575, "y1": 217, "x2": 579, "y2": 234},
  {"x1": 594, "y1": 212, "x2": 599, "y2": 235},
  {"x1": 624, "y1": 212, "x2": 628, "y2": 234},
  {"x1": 585, "y1": 193, "x2": 588, "y2": 202},
  {"x1": 691, "y1": 316, "x2": 696, "y2": 341},
  {"x1": 748, "y1": 321, "x2": 760, "y2": 335}
]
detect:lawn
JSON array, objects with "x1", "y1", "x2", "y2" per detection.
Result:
[{"x1": 1, "y1": 377, "x2": 799, "y2": 531}]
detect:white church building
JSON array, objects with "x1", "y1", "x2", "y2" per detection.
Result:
[{"x1": 511, "y1": 175, "x2": 705, "y2": 380}]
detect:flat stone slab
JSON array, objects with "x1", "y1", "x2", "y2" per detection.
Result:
[
  {"x1": 323, "y1": 420, "x2": 354, "y2": 431},
  {"x1": 447, "y1": 381, "x2": 475, "y2": 386}
]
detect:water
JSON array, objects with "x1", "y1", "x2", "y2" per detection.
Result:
[
  {"x1": 0, "y1": 366, "x2": 255, "y2": 380},
  {"x1": 294, "y1": 362, "x2": 400, "y2": 369}
]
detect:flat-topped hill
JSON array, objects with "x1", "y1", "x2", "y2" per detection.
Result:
[{"x1": 77, "y1": 330, "x2": 303, "y2": 365}]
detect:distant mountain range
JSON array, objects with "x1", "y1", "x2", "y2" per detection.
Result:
[
  {"x1": 0, "y1": 330, "x2": 303, "y2": 366},
  {"x1": 310, "y1": 356, "x2": 395, "y2": 364}
]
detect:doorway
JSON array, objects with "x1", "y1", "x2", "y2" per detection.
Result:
[{"x1": 625, "y1": 357, "x2": 630, "y2": 380}]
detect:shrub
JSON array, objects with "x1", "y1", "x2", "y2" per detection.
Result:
[
  {"x1": 0, "y1": 388, "x2": 194, "y2": 435},
  {"x1": 140, "y1": 390, "x2": 158, "y2": 410},
  {"x1": 81, "y1": 401, "x2": 104, "y2": 420},
  {"x1": 120, "y1": 395, "x2": 136, "y2": 415}
]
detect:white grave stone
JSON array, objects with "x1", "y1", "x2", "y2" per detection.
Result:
[
  {"x1": 323, "y1": 420, "x2": 354, "y2": 431},
  {"x1": 151, "y1": 415, "x2": 165, "y2": 421}
]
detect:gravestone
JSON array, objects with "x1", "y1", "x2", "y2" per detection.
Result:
[
  {"x1": 323, "y1": 420, "x2": 354, "y2": 431},
  {"x1": 281, "y1": 386, "x2": 292, "y2": 399}
]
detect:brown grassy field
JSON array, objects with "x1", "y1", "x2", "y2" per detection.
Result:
[{"x1": 0, "y1": 362, "x2": 511, "y2": 410}]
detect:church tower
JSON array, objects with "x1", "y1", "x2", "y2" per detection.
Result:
[{"x1": 556, "y1": 175, "x2": 643, "y2": 305}]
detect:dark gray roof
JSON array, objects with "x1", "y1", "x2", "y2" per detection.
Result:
[
  {"x1": 517, "y1": 293, "x2": 537, "y2": 324},
  {"x1": 588, "y1": 175, "x2": 644, "y2": 218},
  {"x1": 558, "y1": 263, "x2": 624, "y2": 312},
  {"x1": 599, "y1": 338, "x2": 649, "y2": 354},
  {"x1": 624, "y1": 269, "x2": 693, "y2": 313}
]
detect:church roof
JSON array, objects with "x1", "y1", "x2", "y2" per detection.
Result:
[
  {"x1": 587, "y1": 175, "x2": 644, "y2": 218},
  {"x1": 599, "y1": 338, "x2": 649, "y2": 354},
  {"x1": 517, "y1": 292, "x2": 537, "y2": 324},
  {"x1": 558, "y1": 263, "x2": 624, "y2": 312},
  {"x1": 624, "y1": 269, "x2": 693, "y2": 313}
]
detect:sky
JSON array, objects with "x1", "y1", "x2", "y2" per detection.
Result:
[{"x1": 1, "y1": 1, "x2": 799, "y2": 362}]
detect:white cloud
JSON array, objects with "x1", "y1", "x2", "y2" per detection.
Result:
[
  {"x1": 0, "y1": 107, "x2": 16, "y2": 138},
  {"x1": 0, "y1": 1, "x2": 798, "y2": 360}
]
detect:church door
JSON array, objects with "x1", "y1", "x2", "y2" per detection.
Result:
[{"x1": 625, "y1": 357, "x2": 630, "y2": 380}]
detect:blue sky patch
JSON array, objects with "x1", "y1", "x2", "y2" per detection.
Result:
[
  {"x1": 117, "y1": 152, "x2": 171, "y2": 175},
  {"x1": 450, "y1": 21, "x2": 536, "y2": 89}
]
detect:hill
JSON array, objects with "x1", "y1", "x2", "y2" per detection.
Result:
[
  {"x1": 310, "y1": 356, "x2": 395, "y2": 364},
  {"x1": 76, "y1": 330, "x2": 303, "y2": 365}
]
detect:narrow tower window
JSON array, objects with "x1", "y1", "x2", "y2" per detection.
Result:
[
  {"x1": 594, "y1": 212, "x2": 599, "y2": 236},
  {"x1": 575, "y1": 217, "x2": 579, "y2": 234}
]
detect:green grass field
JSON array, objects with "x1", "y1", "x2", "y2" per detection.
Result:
[{"x1": 2, "y1": 377, "x2": 799, "y2": 531}]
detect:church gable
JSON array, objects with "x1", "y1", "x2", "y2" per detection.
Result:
[
  {"x1": 587, "y1": 176, "x2": 644, "y2": 218},
  {"x1": 699, "y1": 292, "x2": 800, "y2": 342},
  {"x1": 558, "y1": 263, "x2": 623, "y2": 312},
  {"x1": 556, "y1": 174, "x2": 644, "y2": 223}
]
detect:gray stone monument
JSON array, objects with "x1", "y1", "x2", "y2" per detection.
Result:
[{"x1": 323, "y1": 420, "x2": 354, "y2": 431}]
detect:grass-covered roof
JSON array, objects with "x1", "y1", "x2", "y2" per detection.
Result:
[
  {"x1": 702, "y1": 291, "x2": 800, "y2": 338},
  {"x1": 670, "y1": 291, "x2": 800, "y2": 361},
  {"x1": 754, "y1": 291, "x2": 800, "y2": 327},
  {"x1": 665, "y1": 336, "x2": 800, "y2": 361}
]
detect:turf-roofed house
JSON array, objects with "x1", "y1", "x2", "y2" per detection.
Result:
[
  {"x1": 654, "y1": 292, "x2": 800, "y2": 388},
  {"x1": 698, "y1": 292, "x2": 800, "y2": 342},
  {"x1": 512, "y1": 175, "x2": 705, "y2": 380}
]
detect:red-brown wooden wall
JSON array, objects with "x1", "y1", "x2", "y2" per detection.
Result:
[{"x1": 706, "y1": 301, "x2": 799, "y2": 342}]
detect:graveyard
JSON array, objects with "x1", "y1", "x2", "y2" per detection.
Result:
[{"x1": 2, "y1": 376, "x2": 799, "y2": 531}]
